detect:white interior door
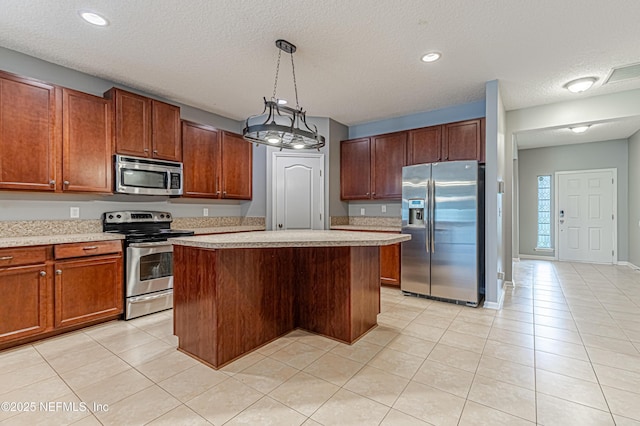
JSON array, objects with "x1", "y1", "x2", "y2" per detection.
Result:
[
  {"x1": 557, "y1": 169, "x2": 616, "y2": 263},
  {"x1": 273, "y1": 153, "x2": 324, "y2": 231}
]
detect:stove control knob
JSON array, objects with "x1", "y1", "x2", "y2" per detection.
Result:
[
  {"x1": 160, "y1": 214, "x2": 165, "y2": 219},
  {"x1": 166, "y1": 213, "x2": 171, "y2": 219},
  {"x1": 108, "y1": 214, "x2": 114, "y2": 219},
  {"x1": 116, "y1": 214, "x2": 122, "y2": 219}
]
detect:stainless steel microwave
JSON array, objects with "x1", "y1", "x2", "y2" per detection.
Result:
[{"x1": 114, "y1": 155, "x2": 183, "y2": 196}]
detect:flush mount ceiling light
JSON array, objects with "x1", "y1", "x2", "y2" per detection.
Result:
[
  {"x1": 421, "y1": 52, "x2": 441, "y2": 63},
  {"x1": 78, "y1": 10, "x2": 109, "y2": 26},
  {"x1": 243, "y1": 39, "x2": 325, "y2": 150},
  {"x1": 564, "y1": 77, "x2": 597, "y2": 93},
  {"x1": 570, "y1": 125, "x2": 590, "y2": 133}
]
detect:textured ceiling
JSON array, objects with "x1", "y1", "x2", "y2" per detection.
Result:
[{"x1": 1, "y1": 0, "x2": 640, "y2": 134}]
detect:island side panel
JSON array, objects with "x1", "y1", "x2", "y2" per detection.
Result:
[
  {"x1": 215, "y1": 248, "x2": 296, "y2": 366},
  {"x1": 173, "y1": 245, "x2": 219, "y2": 367},
  {"x1": 294, "y1": 246, "x2": 352, "y2": 342},
  {"x1": 349, "y1": 246, "x2": 380, "y2": 341}
]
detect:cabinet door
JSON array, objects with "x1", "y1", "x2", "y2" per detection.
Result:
[
  {"x1": 182, "y1": 121, "x2": 221, "y2": 198},
  {"x1": 0, "y1": 72, "x2": 59, "y2": 191},
  {"x1": 340, "y1": 138, "x2": 371, "y2": 200},
  {"x1": 62, "y1": 88, "x2": 112, "y2": 193},
  {"x1": 0, "y1": 264, "x2": 50, "y2": 343},
  {"x1": 109, "y1": 88, "x2": 152, "y2": 157},
  {"x1": 221, "y1": 131, "x2": 252, "y2": 199},
  {"x1": 442, "y1": 119, "x2": 482, "y2": 161},
  {"x1": 54, "y1": 255, "x2": 123, "y2": 328},
  {"x1": 371, "y1": 132, "x2": 406, "y2": 199},
  {"x1": 408, "y1": 126, "x2": 442, "y2": 165},
  {"x1": 380, "y1": 243, "x2": 400, "y2": 287},
  {"x1": 152, "y1": 100, "x2": 181, "y2": 161}
]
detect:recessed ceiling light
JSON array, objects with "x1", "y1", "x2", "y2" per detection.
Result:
[
  {"x1": 564, "y1": 77, "x2": 597, "y2": 93},
  {"x1": 570, "y1": 125, "x2": 590, "y2": 133},
  {"x1": 421, "y1": 52, "x2": 441, "y2": 63},
  {"x1": 78, "y1": 10, "x2": 109, "y2": 26}
]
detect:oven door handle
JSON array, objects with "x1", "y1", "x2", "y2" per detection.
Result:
[
  {"x1": 130, "y1": 291, "x2": 172, "y2": 303},
  {"x1": 128, "y1": 242, "x2": 173, "y2": 248}
]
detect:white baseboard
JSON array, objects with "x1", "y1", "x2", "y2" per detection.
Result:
[
  {"x1": 503, "y1": 280, "x2": 514, "y2": 288},
  {"x1": 519, "y1": 254, "x2": 556, "y2": 261},
  {"x1": 621, "y1": 261, "x2": 640, "y2": 270},
  {"x1": 512, "y1": 257, "x2": 520, "y2": 262},
  {"x1": 483, "y1": 284, "x2": 505, "y2": 310}
]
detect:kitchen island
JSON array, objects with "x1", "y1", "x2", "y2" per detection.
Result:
[{"x1": 170, "y1": 230, "x2": 410, "y2": 368}]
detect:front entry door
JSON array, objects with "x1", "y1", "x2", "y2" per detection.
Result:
[
  {"x1": 557, "y1": 169, "x2": 616, "y2": 263},
  {"x1": 273, "y1": 153, "x2": 324, "y2": 230}
]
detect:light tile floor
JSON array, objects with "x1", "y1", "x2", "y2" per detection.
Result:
[{"x1": 1, "y1": 260, "x2": 640, "y2": 424}]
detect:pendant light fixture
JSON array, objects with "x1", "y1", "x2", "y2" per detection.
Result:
[{"x1": 243, "y1": 40, "x2": 325, "y2": 150}]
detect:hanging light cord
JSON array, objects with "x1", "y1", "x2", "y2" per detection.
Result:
[
  {"x1": 290, "y1": 52, "x2": 300, "y2": 109},
  {"x1": 272, "y1": 49, "x2": 282, "y2": 101},
  {"x1": 271, "y1": 47, "x2": 301, "y2": 110}
]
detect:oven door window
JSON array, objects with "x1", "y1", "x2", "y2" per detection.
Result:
[
  {"x1": 122, "y1": 168, "x2": 167, "y2": 190},
  {"x1": 139, "y1": 252, "x2": 173, "y2": 281}
]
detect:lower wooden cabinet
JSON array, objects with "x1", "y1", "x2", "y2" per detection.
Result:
[
  {"x1": 0, "y1": 263, "x2": 51, "y2": 343},
  {"x1": 0, "y1": 241, "x2": 123, "y2": 349},
  {"x1": 54, "y1": 254, "x2": 123, "y2": 328},
  {"x1": 380, "y1": 243, "x2": 401, "y2": 287}
]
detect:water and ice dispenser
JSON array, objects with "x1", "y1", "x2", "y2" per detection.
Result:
[{"x1": 408, "y1": 199, "x2": 425, "y2": 226}]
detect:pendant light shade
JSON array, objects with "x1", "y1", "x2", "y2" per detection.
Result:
[{"x1": 243, "y1": 40, "x2": 325, "y2": 150}]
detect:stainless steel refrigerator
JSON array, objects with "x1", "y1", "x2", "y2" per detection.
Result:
[{"x1": 401, "y1": 161, "x2": 485, "y2": 306}]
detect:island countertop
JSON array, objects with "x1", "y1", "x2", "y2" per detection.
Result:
[{"x1": 169, "y1": 229, "x2": 410, "y2": 249}]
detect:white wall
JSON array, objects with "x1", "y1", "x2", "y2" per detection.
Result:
[{"x1": 628, "y1": 130, "x2": 640, "y2": 267}]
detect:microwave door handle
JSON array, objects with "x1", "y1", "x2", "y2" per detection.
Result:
[{"x1": 166, "y1": 170, "x2": 171, "y2": 191}]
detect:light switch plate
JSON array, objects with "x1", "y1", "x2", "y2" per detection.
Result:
[
  {"x1": 70, "y1": 207, "x2": 80, "y2": 218},
  {"x1": 203, "y1": 208, "x2": 209, "y2": 217}
]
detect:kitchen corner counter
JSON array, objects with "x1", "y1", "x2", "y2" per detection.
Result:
[
  {"x1": 188, "y1": 225, "x2": 265, "y2": 235},
  {"x1": 0, "y1": 233, "x2": 125, "y2": 248},
  {"x1": 169, "y1": 230, "x2": 410, "y2": 249},
  {"x1": 330, "y1": 225, "x2": 402, "y2": 233}
]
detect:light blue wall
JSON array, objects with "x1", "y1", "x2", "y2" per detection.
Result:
[{"x1": 348, "y1": 100, "x2": 485, "y2": 139}]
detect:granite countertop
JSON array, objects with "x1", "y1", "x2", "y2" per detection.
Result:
[
  {"x1": 330, "y1": 225, "x2": 402, "y2": 233},
  {"x1": 188, "y1": 225, "x2": 266, "y2": 235},
  {"x1": 0, "y1": 233, "x2": 126, "y2": 249},
  {"x1": 170, "y1": 230, "x2": 411, "y2": 249}
]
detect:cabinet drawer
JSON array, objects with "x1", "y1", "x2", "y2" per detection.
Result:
[
  {"x1": 55, "y1": 240, "x2": 122, "y2": 259},
  {"x1": 0, "y1": 246, "x2": 50, "y2": 267}
]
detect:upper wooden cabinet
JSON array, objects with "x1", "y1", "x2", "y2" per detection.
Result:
[
  {"x1": 0, "y1": 71, "x2": 60, "y2": 191},
  {"x1": 340, "y1": 134, "x2": 406, "y2": 200},
  {"x1": 61, "y1": 88, "x2": 113, "y2": 193},
  {"x1": 340, "y1": 138, "x2": 371, "y2": 200},
  {"x1": 371, "y1": 132, "x2": 406, "y2": 199},
  {"x1": 221, "y1": 131, "x2": 252, "y2": 199},
  {"x1": 181, "y1": 121, "x2": 252, "y2": 200},
  {"x1": 106, "y1": 88, "x2": 181, "y2": 162},
  {"x1": 408, "y1": 126, "x2": 442, "y2": 165},
  {"x1": 442, "y1": 118, "x2": 484, "y2": 162}
]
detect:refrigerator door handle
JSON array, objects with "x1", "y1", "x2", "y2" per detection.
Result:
[
  {"x1": 430, "y1": 180, "x2": 436, "y2": 253},
  {"x1": 425, "y1": 181, "x2": 430, "y2": 254}
]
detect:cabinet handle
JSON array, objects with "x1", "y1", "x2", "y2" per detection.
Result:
[
  {"x1": 0, "y1": 256, "x2": 13, "y2": 261},
  {"x1": 49, "y1": 180, "x2": 56, "y2": 187},
  {"x1": 153, "y1": 150, "x2": 158, "y2": 154},
  {"x1": 40, "y1": 271, "x2": 46, "y2": 277},
  {"x1": 82, "y1": 246, "x2": 99, "y2": 250},
  {"x1": 63, "y1": 180, "x2": 70, "y2": 186},
  {"x1": 55, "y1": 270, "x2": 62, "y2": 275},
  {"x1": 144, "y1": 148, "x2": 149, "y2": 152}
]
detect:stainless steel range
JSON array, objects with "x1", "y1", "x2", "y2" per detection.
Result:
[{"x1": 102, "y1": 211, "x2": 194, "y2": 320}]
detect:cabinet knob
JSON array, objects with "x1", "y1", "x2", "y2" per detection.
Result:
[
  {"x1": 365, "y1": 192, "x2": 370, "y2": 196},
  {"x1": 372, "y1": 192, "x2": 376, "y2": 196},
  {"x1": 49, "y1": 180, "x2": 56, "y2": 187},
  {"x1": 153, "y1": 150, "x2": 158, "y2": 154},
  {"x1": 55, "y1": 269, "x2": 62, "y2": 275},
  {"x1": 223, "y1": 191, "x2": 227, "y2": 196},
  {"x1": 39, "y1": 271, "x2": 46, "y2": 277},
  {"x1": 63, "y1": 180, "x2": 70, "y2": 186},
  {"x1": 144, "y1": 148, "x2": 149, "y2": 152}
]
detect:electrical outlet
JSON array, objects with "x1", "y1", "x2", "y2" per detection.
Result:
[
  {"x1": 203, "y1": 208, "x2": 209, "y2": 217},
  {"x1": 70, "y1": 207, "x2": 80, "y2": 218},
  {"x1": 360, "y1": 208, "x2": 365, "y2": 216},
  {"x1": 381, "y1": 205, "x2": 387, "y2": 213}
]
